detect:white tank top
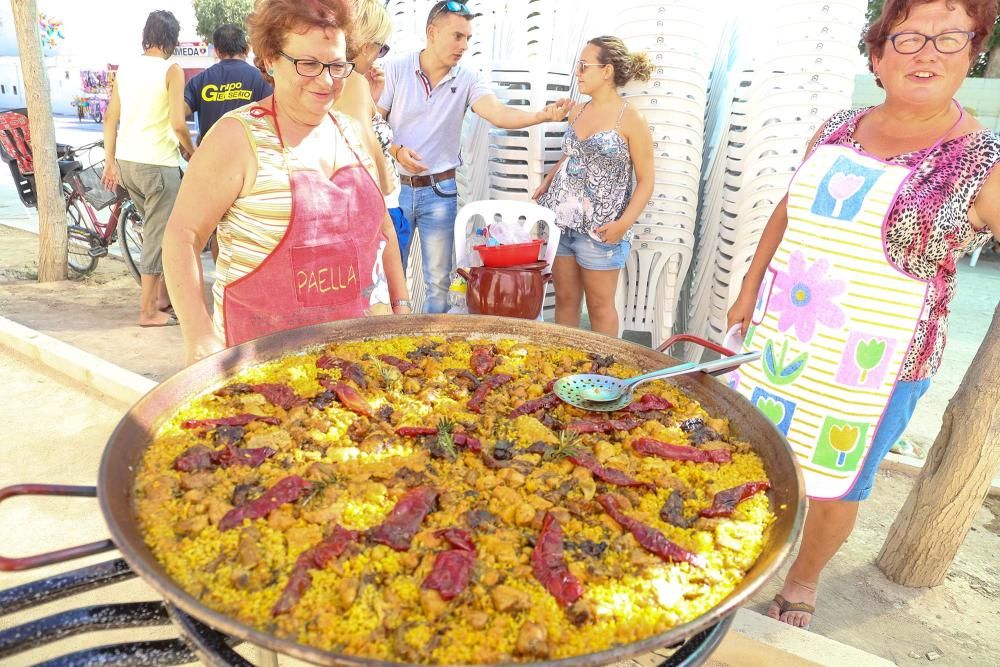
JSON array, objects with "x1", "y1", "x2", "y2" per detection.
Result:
[{"x1": 115, "y1": 55, "x2": 180, "y2": 167}]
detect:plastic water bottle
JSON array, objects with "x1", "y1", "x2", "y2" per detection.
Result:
[{"x1": 448, "y1": 273, "x2": 468, "y2": 314}]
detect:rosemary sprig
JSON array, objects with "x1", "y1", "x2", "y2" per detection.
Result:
[
  {"x1": 375, "y1": 360, "x2": 401, "y2": 392},
  {"x1": 543, "y1": 430, "x2": 584, "y2": 462},
  {"x1": 435, "y1": 416, "x2": 458, "y2": 461},
  {"x1": 301, "y1": 475, "x2": 339, "y2": 507}
]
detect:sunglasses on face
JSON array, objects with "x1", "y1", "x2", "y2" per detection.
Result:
[
  {"x1": 278, "y1": 51, "x2": 355, "y2": 79},
  {"x1": 576, "y1": 60, "x2": 606, "y2": 74},
  {"x1": 375, "y1": 42, "x2": 390, "y2": 59},
  {"x1": 429, "y1": 1, "x2": 474, "y2": 24}
]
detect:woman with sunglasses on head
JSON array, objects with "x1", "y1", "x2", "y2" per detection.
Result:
[
  {"x1": 335, "y1": 0, "x2": 412, "y2": 267},
  {"x1": 534, "y1": 36, "x2": 655, "y2": 337},
  {"x1": 727, "y1": 0, "x2": 999, "y2": 630},
  {"x1": 162, "y1": 0, "x2": 410, "y2": 365}
]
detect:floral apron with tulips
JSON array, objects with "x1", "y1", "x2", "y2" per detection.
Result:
[{"x1": 731, "y1": 113, "x2": 958, "y2": 500}]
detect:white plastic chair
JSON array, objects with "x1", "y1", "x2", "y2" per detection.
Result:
[
  {"x1": 406, "y1": 227, "x2": 425, "y2": 314},
  {"x1": 615, "y1": 238, "x2": 694, "y2": 348}
]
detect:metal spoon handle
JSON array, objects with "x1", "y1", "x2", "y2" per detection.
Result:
[{"x1": 623, "y1": 352, "x2": 761, "y2": 391}]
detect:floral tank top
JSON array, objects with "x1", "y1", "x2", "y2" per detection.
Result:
[
  {"x1": 538, "y1": 101, "x2": 633, "y2": 236},
  {"x1": 817, "y1": 107, "x2": 999, "y2": 381}
]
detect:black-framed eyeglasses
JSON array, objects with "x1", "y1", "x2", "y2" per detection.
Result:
[
  {"x1": 278, "y1": 51, "x2": 355, "y2": 78},
  {"x1": 886, "y1": 30, "x2": 975, "y2": 54},
  {"x1": 428, "y1": 1, "x2": 474, "y2": 24},
  {"x1": 375, "y1": 42, "x2": 390, "y2": 59},
  {"x1": 576, "y1": 60, "x2": 606, "y2": 74}
]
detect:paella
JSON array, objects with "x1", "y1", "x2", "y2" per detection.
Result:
[{"x1": 134, "y1": 336, "x2": 774, "y2": 664}]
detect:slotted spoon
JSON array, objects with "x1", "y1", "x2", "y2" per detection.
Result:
[{"x1": 554, "y1": 351, "x2": 761, "y2": 412}]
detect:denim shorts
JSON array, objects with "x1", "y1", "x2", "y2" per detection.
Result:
[
  {"x1": 556, "y1": 227, "x2": 631, "y2": 271},
  {"x1": 841, "y1": 378, "x2": 931, "y2": 501}
]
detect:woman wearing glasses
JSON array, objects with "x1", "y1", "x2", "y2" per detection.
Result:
[
  {"x1": 162, "y1": 0, "x2": 410, "y2": 364},
  {"x1": 335, "y1": 0, "x2": 412, "y2": 271},
  {"x1": 727, "y1": 0, "x2": 999, "y2": 629},
  {"x1": 534, "y1": 36, "x2": 655, "y2": 337}
]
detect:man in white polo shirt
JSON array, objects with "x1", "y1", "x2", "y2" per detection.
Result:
[{"x1": 377, "y1": 0, "x2": 571, "y2": 314}]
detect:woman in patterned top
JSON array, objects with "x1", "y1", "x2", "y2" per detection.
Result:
[
  {"x1": 162, "y1": 0, "x2": 410, "y2": 365},
  {"x1": 728, "y1": 0, "x2": 999, "y2": 630},
  {"x1": 534, "y1": 36, "x2": 655, "y2": 337}
]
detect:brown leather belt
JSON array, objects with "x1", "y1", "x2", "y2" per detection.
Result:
[{"x1": 399, "y1": 168, "x2": 456, "y2": 188}]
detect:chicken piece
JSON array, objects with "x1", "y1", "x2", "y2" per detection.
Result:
[
  {"x1": 468, "y1": 610, "x2": 489, "y2": 630},
  {"x1": 286, "y1": 524, "x2": 322, "y2": 554},
  {"x1": 515, "y1": 622, "x2": 549, "y2": 658},
  {"x1": 176, "y1": 514, "x2": 208, "y2": 535},
  {"x1": 144, "y1": 475, "x2": 177, "y2": 503},
  {"x1": 514, "y1": 503, "x2": 536, "y2": 526},
  {"x1": 339, "y1": 576, "x2": 361, "y2": 608},
  {"x1": 491, "y1": 584, "x2": 532, "y2": 612},
  {"x1": 267, "y1": 507, "x2": 296, "y2": 531},
  {"x1": 237, "y1": 528, "x2": 261, "y2": 567},
  {"x1": 179, "y1": 471, "x2": 215, "y2": 491},
  {"x1": 205, "y1": 497, "x2": 232, "y2": 525},
  {"x1": 420, "y1": 588, "x2": 448, "y2": 620}
]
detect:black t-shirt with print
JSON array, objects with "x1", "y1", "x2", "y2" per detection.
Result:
[{"x1": 184, "y1": 59, "x2": 272, "y2": 143}]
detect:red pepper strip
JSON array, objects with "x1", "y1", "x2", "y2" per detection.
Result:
[
  {"x1": 435, "y1": 528, "x2": 475, "y2": 551},
  {"x1": 423, "y1": 548, "x2": 476, "y2": 601},
  {"x1": 379, "y1": 355, "x2": 417, "y2": 373},
  {"x1": 532, "y1": 512, "x2": 584, "y2": 607},
  {"x1": 395, "y1": 426, "x2": 439, "y2": 437},
  {"x1": 470, "y1": 347, "x2": 496, "y2": 376},
  {"x1": 509, "y1": 393, "x2": 562, "y2": 418},
  {"x1": 467, "y1": 374, "x2": 514, "y2": 413},
  {"x1": 369, "y1": 486, "x2": 439, "y2": 551},
  {"x1": 453, "y1": 432, "x2": 482, "y2": 453},
  {"x1": 568, "y1": 453, "x2": 649, "y2": 488},
  {"x1": 317, "y1": 356, "x2": 367, "y2": 388},
  {"x1": 700, "y1": 481, "x2": 771, "y2": 518},
  {"x1": 565, "y1": 415, "x2": 646, "y2": 434},
  {"x1": 219, "y1": 475, "x2": 313, "y2": 531},
  {"x1": 212, "y1": 444, "x2": 277, "y2": 468},
  {"x1": 181, "y1": 414, "x2": 281, "y2": 429},
  {"x1": 623, "y1": 394, "x2": 673, "y2": 412},
  {"x1": 544, "y1": 379, "x2": 556, "y2": 393},
  {"x1": 272, "y1": 525, "x2": 359, "y2": 616},
  {"x1": 633, "y1": 438, "x2": 732, "y2": 464},
  {"x1": 251, "y1": 383, "x2": 306, "y2": 411},
  {"x1": 597, "y1": 493, "x2": 705, "y2": 568},
  {"x1": 318, "y1": 378, "x2": 373, "y2": 417}
]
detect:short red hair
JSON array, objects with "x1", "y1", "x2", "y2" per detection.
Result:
[{"x1": 248, "y1": 0, "x2": 355, "y2": 83}]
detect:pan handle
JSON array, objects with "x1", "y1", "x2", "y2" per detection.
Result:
[
  {"x1": 657, "y1": 334, "x2": 738, "y2": 358},
  {"x1": 0, "y1": 484, "x2": 115, "y2": 571}
]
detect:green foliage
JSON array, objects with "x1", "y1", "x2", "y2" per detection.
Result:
[
  {"x1": 860, "y1": 0, "x2": 1000, "y2": 78},
  {"x1": 192, "y1": 0, "x2": 255, "y2": 42}
]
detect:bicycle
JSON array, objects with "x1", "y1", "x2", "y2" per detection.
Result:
[{"x1": 61, "y1": 140, "x2": 144, "y2": 282}]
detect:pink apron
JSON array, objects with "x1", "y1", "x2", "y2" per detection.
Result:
[{"x1": 223, "y1": 97, "x2": 386, "y2": 346}]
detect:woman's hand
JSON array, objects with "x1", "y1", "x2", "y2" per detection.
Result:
[
  {"x1": 593, "y1": 219, "x2": 629, "y2": 244},
  {"x1": 532, "y1": 175, "x2": 553, "y2": 201},
  {"x1": 726, "y1": 289, "x2": 757, "y2": 338},
  {"x1": 184, "y1": 330, "x2": 225, "y2": 366},
  {"x1": 101, "y1": 160, "x2": 120, "y2": 191},
  {"x1": 366, "y1": 65, "x2": 385, "y2": 103},
  {"x1": 395, "y1": 146, "x2": 428, "y2": 173},
  {"x1": 538, "y1": 99, "x2": 574, "y2": 123}
]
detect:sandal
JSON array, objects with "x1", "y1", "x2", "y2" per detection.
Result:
[
  {"x1": 889, "y1": 439, "x2": 925, "y2": 459},
  {"x1": 771, "y1": 593, "x2": 815, "y2": 630}
]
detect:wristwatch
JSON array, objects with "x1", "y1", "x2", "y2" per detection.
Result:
[{"x1": 392, "y1": 299, "x2": 413, "y2": 310}]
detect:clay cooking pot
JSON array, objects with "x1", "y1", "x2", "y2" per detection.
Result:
[{"x1": 457, "y1": 261, "x2": 550, "y2": 319}]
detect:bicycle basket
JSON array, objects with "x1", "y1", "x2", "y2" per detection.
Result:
[{"x1": 77, "y1": 161, "x2": 123, "y2": 210}]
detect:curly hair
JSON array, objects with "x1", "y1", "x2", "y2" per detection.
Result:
[
  {"x1": 864, "y1": 0, "x2": 999, "y2": 80},
  {"x1": 588, "y1": 36, "x2": 654, "y2": 87},
  {"x1": 349, "y1": 0, "x2": 393, "y2": 59},
  {"x1": 248, "y1": 0, "x2": 355, "y2": 83},
  {"x1": 142, "y1": 10, "x2": 180, "y2": 55}
]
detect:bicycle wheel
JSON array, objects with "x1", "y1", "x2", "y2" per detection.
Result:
[
  {"x1": 66, "y1": 198, "x2": 98, "y2": 275},
  {"x1": 67, "y1": 225, "x2": 99, "y2": 275},
  {"x1": 117, "y1": 200, "x2": 144, "y2": 284}
]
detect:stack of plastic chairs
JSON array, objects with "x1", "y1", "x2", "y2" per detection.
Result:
[
  {"x1": 686, "y1": 0, "x2": 868, "y2": 350},
  {"x1": 608, "y1": 0, "x2": 717, "y2": 346}
]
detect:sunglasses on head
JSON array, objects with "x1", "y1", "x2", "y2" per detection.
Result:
[{"x1": 429, "y1": 1, "x2": 474, "y2": 24}]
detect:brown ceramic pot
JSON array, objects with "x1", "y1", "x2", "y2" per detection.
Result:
[{"x1": 457, "y1": 261, "x2": 550, "y2": 319}]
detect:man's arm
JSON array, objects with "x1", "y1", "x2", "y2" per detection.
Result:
[
  {"x1": 471, "y1": 94, "x2": 572, "y2": 129},
  {"x1": 167, "y1": 64, "x2": 197, "y2": 160}
]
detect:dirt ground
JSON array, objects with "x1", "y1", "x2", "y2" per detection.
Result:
[{"x1": 2, "y1": 223, "x2": 999, "y2": 665}]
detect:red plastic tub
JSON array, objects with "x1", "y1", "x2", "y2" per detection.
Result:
[{"x1": 474, "y1": 239, "x2": 543, "y2": 267}]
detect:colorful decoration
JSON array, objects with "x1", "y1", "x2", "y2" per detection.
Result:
[
  {"x1": 810, "y1": 156, "x2": 886, "y2": 221},
  {"x1": 812, "y1": 417, "x2": 870, "y2": 471},
  {"x1": 835, "y1": 332, "x2": 896, "y2": 388},
  {"x1": 761, "y1": 338, "x2": 809, "y2": 386},
  {"x1": 769, "y1": 250, "x2": 846, "y2": 343},
  {"x1": 37, "y1": 13, "x2": 65, "y2": 50}
]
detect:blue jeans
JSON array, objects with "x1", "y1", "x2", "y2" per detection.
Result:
[
  {"x1": 398, "y1": 178, "x2": 458, "y2": 314},
  {"x1": 841, "y1": 378, "x2": 931, "y2": 501}
]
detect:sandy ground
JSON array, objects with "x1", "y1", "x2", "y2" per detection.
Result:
[{"x1": 2, "y1": 223, "x2": 999, "y2": 665}]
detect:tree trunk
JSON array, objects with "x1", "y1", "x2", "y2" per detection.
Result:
[
  {"x1": 985, "y1": 44, "x2": 1000, "y2": 79},
  {"x1": 11, "y1": 0, "x2": 66, "y2": 282},
  {"x1": 876, "y1": 303, "x2": 1000, "y2": 586}
]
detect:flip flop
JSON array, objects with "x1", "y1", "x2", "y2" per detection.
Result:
[
  {"x1": 140, "y1": 313, "x2": 179, "y2": 328},
  {"x1": 771, "y1": 593, "x2": 815, "y2": 630},
  {"x1": 159, "y1": 304, "x2": 175, "y2": 315}
]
